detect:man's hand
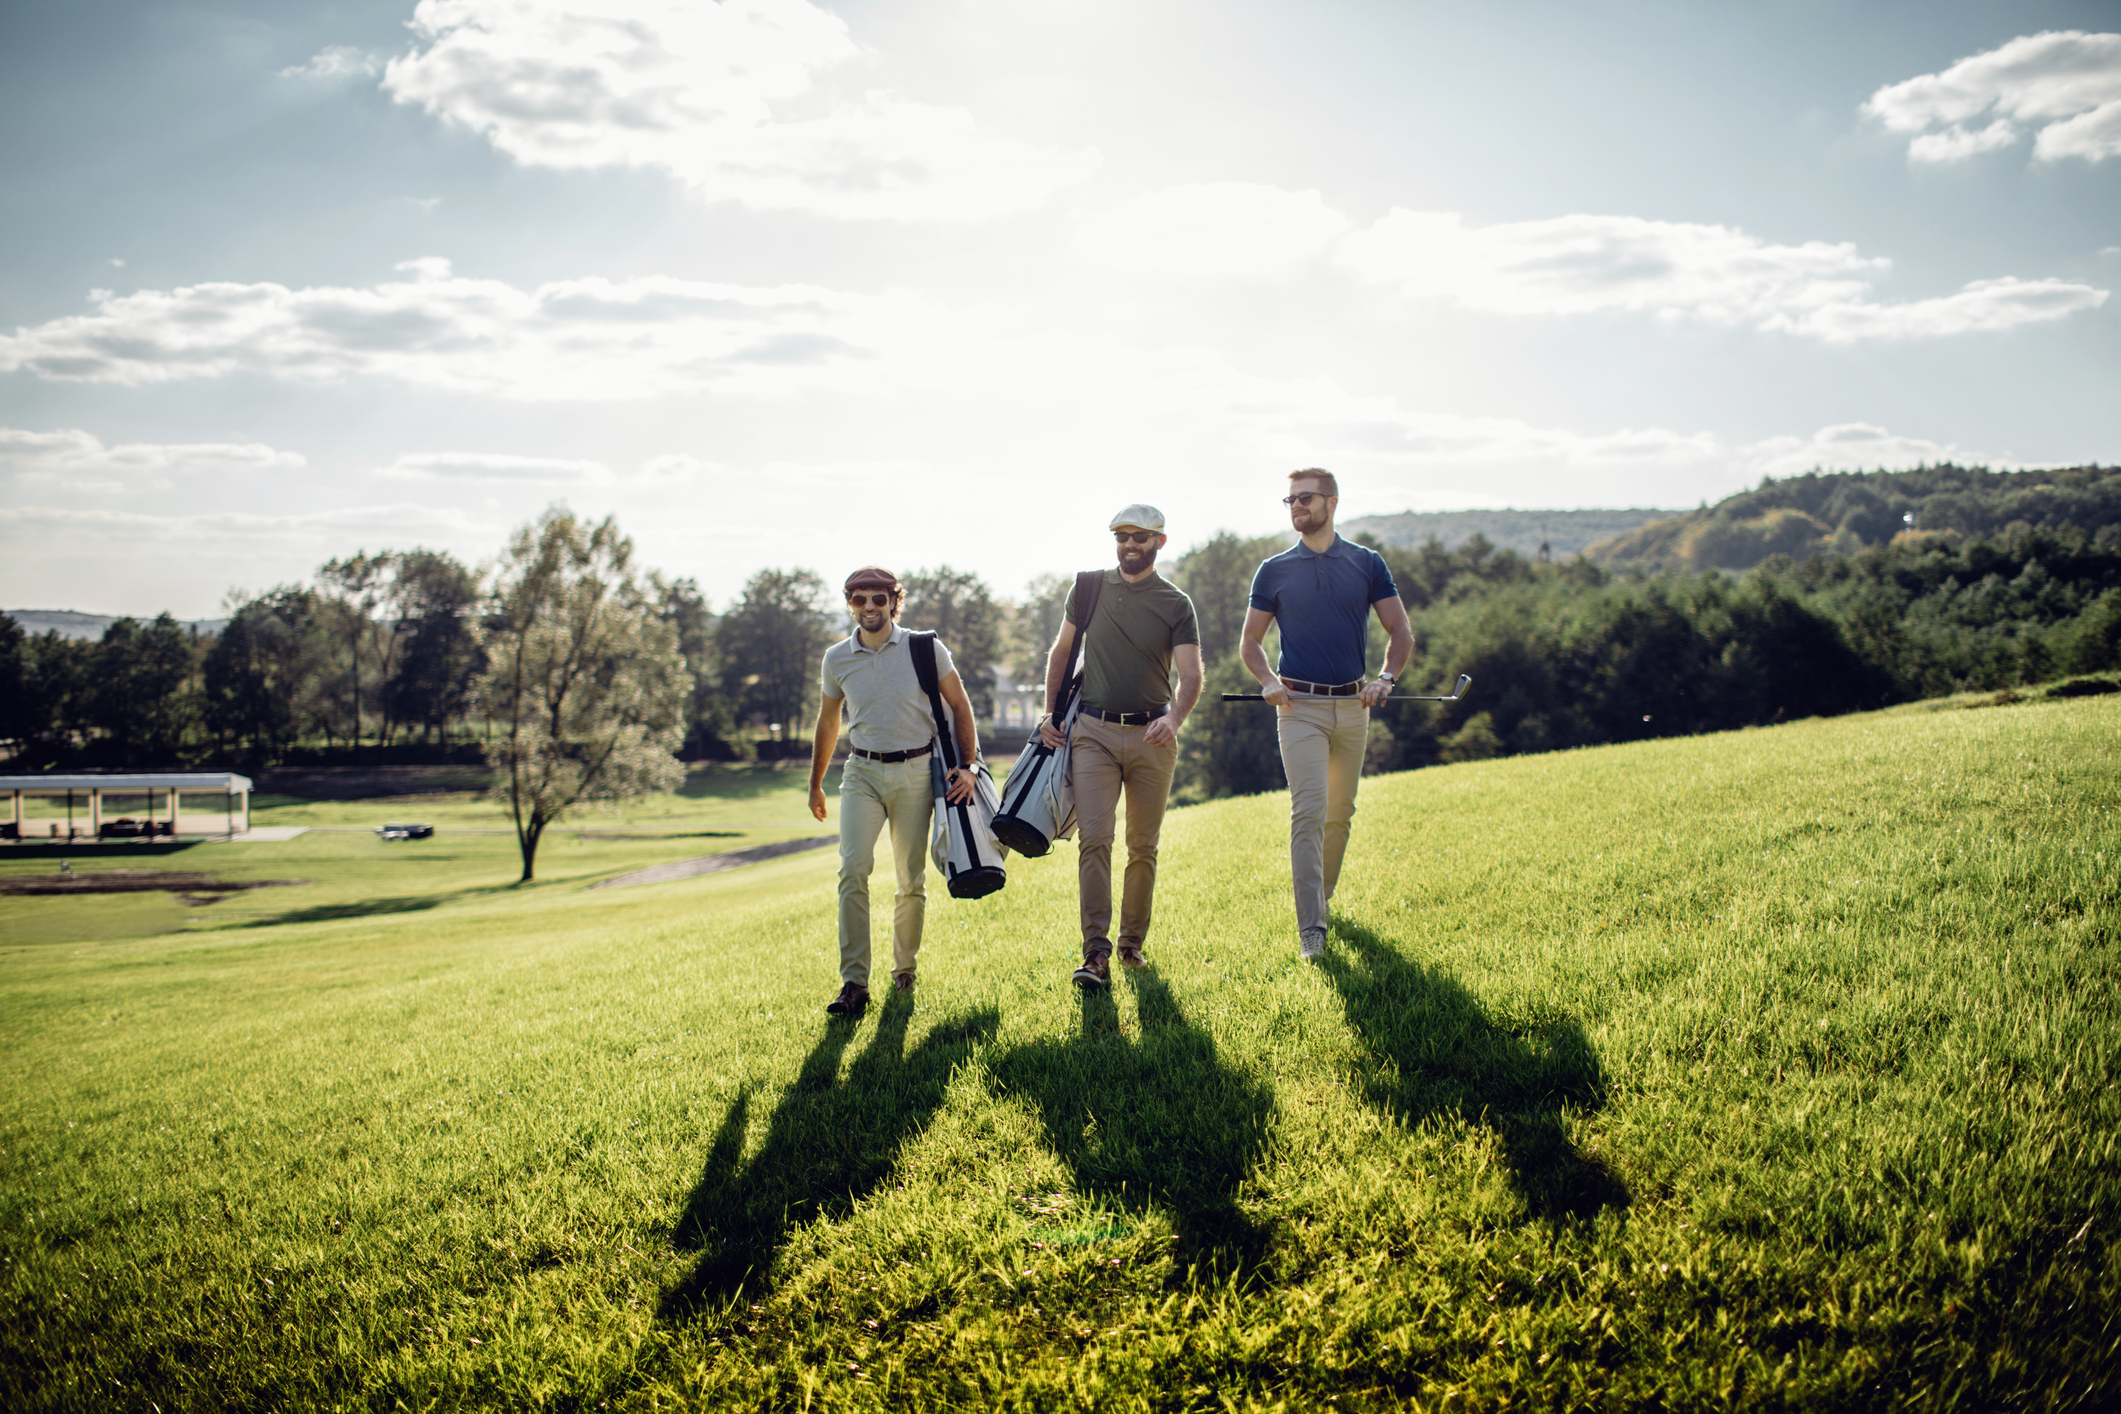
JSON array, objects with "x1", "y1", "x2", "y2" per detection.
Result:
[
  {"x1": 1143, "y1": 714, "x2": 1179, "y2": 749},
  {"x1": 945, "y1": 767, "x2": 976, "y2": 804},
  {"x1": 1359, "y1": 677, "x2": 1392, "y2": 708},
  {"x1": 809, "y1": 785, "x2": 829, "y2": 821},
  {"x1": 1038, "y1": 714, "x2": 1068, "y2": 749},
  {"x1": 1261, "y1": 678, "x2": 1293, "y2": 710}
]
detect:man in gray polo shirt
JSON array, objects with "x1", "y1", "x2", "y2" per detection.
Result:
[{"x1": 808, "y1": 565, "x2": 980, "y2": 1017}]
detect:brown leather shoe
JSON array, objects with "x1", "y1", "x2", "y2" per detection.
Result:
[
  {"x1": 1072, "y1": 950, "x2": 1110, "y2": 990},
  {"x1": 1116, "y1": 942, "x2": 1144, "y2": 969},
  {"x1": 825, "y1": 982, "x2": 869, "y2": 1016},
  {"x1": 893, "y1": 971, "x2": 916, "y2": 993}
]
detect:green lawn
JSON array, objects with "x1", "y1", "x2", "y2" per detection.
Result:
[{"x1": 1, "y1": 701, "x2": 2116, "y2": 1410}]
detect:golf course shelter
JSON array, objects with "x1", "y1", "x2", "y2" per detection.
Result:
[{"x1": 0, "y1": 772, "x2": 254, "y2": 842}]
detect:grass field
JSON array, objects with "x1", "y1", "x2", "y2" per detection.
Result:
[{"x1": 1, "y1": 699, "x2": 2116, "y2": 1410}]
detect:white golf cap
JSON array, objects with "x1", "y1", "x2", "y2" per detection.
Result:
[{"x1": 1109, "y1": 503, "x2": 1166, "y2": 533}]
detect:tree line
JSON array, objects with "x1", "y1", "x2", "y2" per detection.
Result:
[
  {"x1": 0, "y1": 521, "x2": 1044, "y2": 774},
  {"x1": 6, "y1": 468, "x2": 2119, "y2": 813},
  {"x1": 1170, "y1": 518, "x2": 2121, "y2": 800}
]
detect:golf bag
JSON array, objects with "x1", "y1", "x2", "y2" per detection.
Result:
[
  {"x1": 910, "y1": 632, "x2": 1007, "y2": 900},
  {"x1": 989, "y1": 571, "x2": 1103, "y2": 857}
]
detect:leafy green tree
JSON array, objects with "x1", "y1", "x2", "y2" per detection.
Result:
[
  {"x1": 1010, "y1": 573, "x2": 1072, "y2": 680},
  {"x1": 317, "y1": 551, "x2": 397, "y2": 750},
  {"x1": 481, "y1": 509, "x2": 689, "y2": 882},
  {"x1": 900, "y1": 566, "x2": 1006, "y2": 715},
  {"x1": 655, "y1": 574, "x2": 746, "y2": 759},
  {"x1": 0, "y1": 616, "x2": 31, "y2": 759},
  {"x1": 382, "y1": 550, "x2": 484, "y2": 744},
  {"x1": 716, "y1": 568, "x2": 834, "y2": 752},
  {"x1": 89, "y1": 614, "x2": 197, "y2": 764},
  {"x1": 203, "y1": 587, "x2": 330, "y2": 764},
  {"x1": 1173, "y1": 656, "x2": 1287, "y2": 802},
  {"x1": 1167, "y1": 532, "x2": 1287, "y2": 665}
]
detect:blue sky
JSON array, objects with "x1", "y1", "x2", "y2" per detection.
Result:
[{"x1": 2, "y1": 0, "x2": 2116, "y2": 617}]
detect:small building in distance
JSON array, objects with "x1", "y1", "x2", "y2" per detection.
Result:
[{"x1": 0, "y1": 773, "x2": 254, "y2": 841}]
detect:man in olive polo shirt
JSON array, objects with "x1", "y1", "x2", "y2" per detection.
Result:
[
  {"x1": 1036, "y1": 505, "x2": 1204, "y2": 989},
  {"x1": 809, "y1": 565, "x2": 980, "y2": 1017}
]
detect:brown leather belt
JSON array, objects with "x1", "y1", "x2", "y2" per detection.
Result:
[
  {"x1": 1081, "y1": 704, "x2": 1169, "y2": 726},
  {"x1": 851, "y1": 743, "x2": 932, "y2": 762},
  {"x1": 1280, "y1": 677, "x2": 1363, "y2": 697}
]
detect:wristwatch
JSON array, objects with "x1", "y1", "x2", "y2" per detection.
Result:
[{"x1": 1376, "y1": 672, "x2": 1396, "y2": 684}]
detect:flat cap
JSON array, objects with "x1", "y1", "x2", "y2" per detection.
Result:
[
  {"x1": 843, "y1": 565, "x2": 900, "y2": 593},
  {"x1": 1108, "y1": 503, "x2": 1166, "y2": 533}
]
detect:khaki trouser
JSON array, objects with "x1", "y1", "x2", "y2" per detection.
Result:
[
  {"x1": 1069, "y1": 712, "x2": 1178, "y2": 955},
  {"x1": 837, "y1": 754, "x2": 933, "y2": 988},
  {"x1": 1277, "y1": 696, "x2": 1368, "y2": 938}
]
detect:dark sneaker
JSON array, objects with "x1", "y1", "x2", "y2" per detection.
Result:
[
  {"x1": 1116, "y1": 943, "x2": 1144, "y2": 970},
  {"x1": 893, "y1": 971, "x2": 916, "y2": 993},
  {"x1": 825, "y1": 982, "x2": 870, "y2": 1016},
  {"x1": 1072, "y1": 952, "x2": 1111, "y2": 990}
]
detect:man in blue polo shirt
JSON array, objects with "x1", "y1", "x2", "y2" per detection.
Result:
[{"x1": 1240, "y1": 469, "x2": 1416, "y2": 960}]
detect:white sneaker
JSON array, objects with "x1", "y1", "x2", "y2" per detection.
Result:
[{"x1": 1299, "y1": 929, "x2": 1325, "y2": 960}]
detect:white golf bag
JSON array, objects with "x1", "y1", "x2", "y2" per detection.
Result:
[
  {"x1": 990, "y1": 571, "x2": 1102, "y2": 858},
  {"x1": 910, "y1": 632, "x2": 1008, "y2": 900}
]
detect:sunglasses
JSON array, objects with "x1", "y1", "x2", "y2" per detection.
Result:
[
  {"x1": 1114, "y1": 531, "x2": 1158, "y2": 546},
  {"x1": 847, "y1": 592, "x2": 893, "y2": 608},
  {"x1": 1282, "y1": 491, "x2": 1329, "y2": 507}
]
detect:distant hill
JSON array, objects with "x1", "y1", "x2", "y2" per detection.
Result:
[
  {"x1": 1339, "y1": 508, "x2": 1681, "y2": 559},
  {"x1": 5, "y1": 609, "x2": 228, "y2": 642},
  {"x1": 1583, "y1": 464, "x2": 2121, "y2": 573}
]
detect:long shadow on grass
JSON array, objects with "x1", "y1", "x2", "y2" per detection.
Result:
[
  {"x1": 1322, "y1": 919, "x2": 1628, "y2": 1224},
  {"x1": 662, "y1": 996, "x2": 1000, "y2": 1308},
  {"x1": 988, "y1": 970, "x2": 1275, "y2": 1276}
]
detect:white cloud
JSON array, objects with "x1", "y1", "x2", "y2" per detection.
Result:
[
  {"x1": 1075, "y1": 183, "x2": 1352, "y2": 279},
  {"x1": 381, "y1": 0, "x2": 1099, "y2": 220},
  {"x1": 378, "y1": 449, "x2": 701, "y2": 484},
  {"x1": 1, "y1": 427, "x2": 305, "y2": 494},
  {"x1": 0, "y1": 259, "x2": 882, "y2": 401},
  {"x1": 1336, "y1": 209, "x2": 2107, "y2": 341},
  {"x1": 1864, "y1": 31, "x2": 2121, "y2": 164},
  {"x1": 380, "y1": 451, "x2": 613, "y2": 483},
  {"x1": 281, "y1": 45, "x2": 381, "y2": 81}
]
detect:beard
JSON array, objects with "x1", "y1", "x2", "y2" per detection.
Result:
[
  {"x1": 1117, "y1": 541, "x2": 1160, "y2": 573},
  {"x1": 853, "y1": 605, "x2": 890, "y2": 634}
]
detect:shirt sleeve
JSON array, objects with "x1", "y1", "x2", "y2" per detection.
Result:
[
  {"x1": 1172, "y1": 589, "x2": 1202, "y2": 647},
  {"x1": 819, "y1": 649, "x2": 842, "y2": 702},
  {"x1": 1367, "y1": 548, "x2": 1399, "y2": 604},
  {"x1": 931, "y1": 636, "x2": 957, "y2": 681},
  {"x1": 1247, "y1": 559, "x2": 1277, "y2": 614}
]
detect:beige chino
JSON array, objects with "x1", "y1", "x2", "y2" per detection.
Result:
[
  {"x1": 836, "y1": 753, "x2": 933, "y2": 988},
  {"x1": 1277, "y1": 695, "x2": 1368, "y2": 938},
  {"x1": 1069, "y1": 712, "x2": 1178, "y2": 954}
]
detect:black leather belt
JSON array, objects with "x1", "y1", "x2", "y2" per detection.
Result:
[
  {"x1": 1280, "y1": 677, "x2": 1363, "y2": 697},
  {"x1": 1082, "y1": 704, "x2": 1169, "y2": 725},
  {"x1": 851, "y1": 743, "x2": 932, "y2": 762}
]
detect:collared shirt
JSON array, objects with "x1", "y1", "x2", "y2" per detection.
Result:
[
  {"x1": 819, "y1": 623, "x2": 955, "y2": 753},
  {"x1": 1248, "y1": 535, "x2": 1398, "y2": 685},
  {"x1": 1065, "y1": 569, "x2": 1201, "y2": 714}
]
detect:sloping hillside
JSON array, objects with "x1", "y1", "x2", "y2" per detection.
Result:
[
  {"x1": 1585, "y1": 464, "x2": 2121, "y2": 573},
  {"x1": 3, "y1": 693, "x2": 2115, "y2": 1407},
  {"x1": 1341, "y1": 507, "x2": 1678, "y2": 559}
]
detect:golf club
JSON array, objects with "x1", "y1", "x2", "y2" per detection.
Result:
[{"x1": 1222, "y1": 672, "x2": 1472, "y2": 703}]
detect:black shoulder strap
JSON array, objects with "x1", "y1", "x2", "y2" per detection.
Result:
[
  {"x1": 1053, "y1": 571, "x2": 1103, "y2": 719},
  {"x1": 908, "y1": 631, "x2": 960, "y2": 770}
]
